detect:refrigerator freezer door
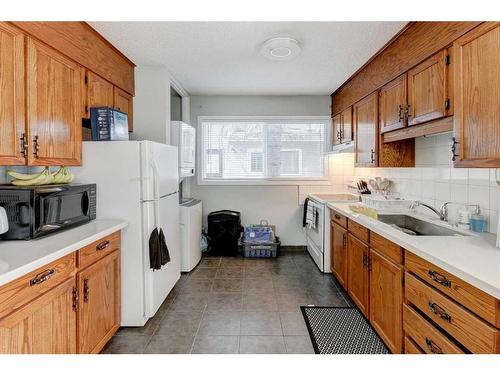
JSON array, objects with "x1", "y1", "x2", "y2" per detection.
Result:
[
  {"x1": 142, "y1": 193, "x2": 181, "y2": 318},
  {"x1": 141, "y1": 141, "x2": 179, "y2": 201}
]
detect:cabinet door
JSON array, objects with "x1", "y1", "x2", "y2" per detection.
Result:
[
  {"x1": 407, "y1": 50, "x2": 447, "y2": 126},
  {"x1": 0, "y1": 23, "x2": 25, "y2": 165},
  {"x1": 26, "y1": 37, "x2": 84, "y2": 166},
  {"x1": 453, "y1": 22, "x2": 500, "y2": 167},
  {"x1": 331, "y1": 222, "x2": 348, "y2": 289},
  {"x1": 86, "y1": 71, "x2": 114, "y2": 116},
  {"x1": 77, "y1": 251, "x2": 120, "y2": 354},
  {"x1": 379, "y1": 74, "x2": 407, "y2": 133},
  {"x1": 369, "y1": 248, "x2": 403, "y2": 353},
  {"x1": 353, "y1": 92, "x2": 378, "y2": 167},
  {"x1": 0, "y1": 278, "x2": 76, "y2": 354},
  {"x1": 341, "y1": 106, "x2": 353, "y2": 143},
  {"x1": 114, "y1": 87, "x2": 133, "y2": 132},
  {"x1": 332, "y1": 113, "x2": 342, "y2": 146},
  {"x1": 347, "y1": 234, "x2": 369, "y2": 316}
]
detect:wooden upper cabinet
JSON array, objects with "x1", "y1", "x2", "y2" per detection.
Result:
[
  {"x1": 340, "y1": 106, "x2": 353, "y2": 143},
  {"x1": 369, "y1": 248, "x2": 403, "y2": 353},
  {"x1": 347, "y1": 234, "x2": 370, "y2": 317},
  {"x1": 353, "y1": 92, "x2": 378, "y2": 167},
  {"x1": 0, "y1": 23, "x2": 25, "y2": 166},
  {"x1": 86, "y1": 71, "x2": 114, "y2": 116},
  {"x1": 331, "y1": 222, "x2": 348, "y2": 289},
  {"x1": 453, "y1": 22, "x2": 500, "y2": 167},
  {"x1": 0, "y1": 278, "x2": 76, "y2": 354},
  {"x1": 77, "y1": 251, "x2": 120, "y2": 354},
  {"x1": 26, "y1": 37, "x2": 84, "y2": 166},
  {"x1": 332, "y1": 113, "x2": 342, "y2": 146},
  {"x1": 379, "y1": 74, "x2": 407, "y2": 133},
  {"x1": 407, "y1": 50, "x2": 448, "y2": 126},
  {"x1": 114, "y1": 87, "x2": 133, "y2": 132}
]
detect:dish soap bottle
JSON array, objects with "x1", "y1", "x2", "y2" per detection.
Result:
[{"x1": 470, "y1": 206, "x2": 487, "y2": 233}]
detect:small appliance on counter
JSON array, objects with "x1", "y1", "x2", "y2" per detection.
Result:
[
  {"x1": 0, "y1": 184, "x2": 96, "y2": 240},
  {"x1": 90, "y1": 107, "x2": 129, "y2": 141},
  {"x1": 0, "y1": 207, "x2": 8, "y2": 236}
]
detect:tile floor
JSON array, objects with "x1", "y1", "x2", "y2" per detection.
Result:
[{"x1": 102, "y1": 250, "x2": 352, "y2": 354}]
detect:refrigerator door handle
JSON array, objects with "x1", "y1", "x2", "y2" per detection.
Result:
[{"x1": 150, "y1": 160, "x2": 161, "y2": 228}]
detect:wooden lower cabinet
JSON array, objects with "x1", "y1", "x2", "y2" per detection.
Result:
[
  {"x1": 0, "y1": 278, "x2": 77, "y2": 354},
  {"x1": 347, "y1": 234, "x2": 369, "y2": 316},
  {"x1": 77, "y1": 250, "x2": 120, "y2": 354},
  {"x1": 331, "y1": 222, "x2": 348, "y2": 289},
  {"x1": 0, "y1": 231, "x2": 121, "y2": 354},
  {"x1": 369, "y1": 248, "x2": 403, "y2": 353}
]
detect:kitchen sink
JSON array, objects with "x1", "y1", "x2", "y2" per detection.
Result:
[{"x1": 377, "y1": 214, "x2": 467, "y2": 236}]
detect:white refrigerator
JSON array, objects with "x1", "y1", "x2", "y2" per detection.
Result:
[{"x1": 73, "y1": 141, "x2": 180, "y2": 326}]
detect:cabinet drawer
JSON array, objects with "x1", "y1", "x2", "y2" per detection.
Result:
[
  {"x1": 403, "y1": 303, "x2": 464, "y2": 354},
  {"x1": 330, "y1": 209, "x2": 347, "y2": 228},
  {"x1": 78, "y1": 231, "x2": 120, "y2": 269},
  {"x1": 405, "y1": 273, "x2": 500, "y2": 353},
  {"x1": 0, "y1": 252, "x2": 76, "y2": 319},
  {"x1": 348, "y1": 219, "x2": 369, "y2": 243},
  {"x1": 404, "y1": 336, "x2": 424, "y2": 354},
  {"x1": 370, "y1": 232, "x2": 402, "y2": 264},
  {"x1": 405, "y1": 251, "x2": 500, "y2": 328}
]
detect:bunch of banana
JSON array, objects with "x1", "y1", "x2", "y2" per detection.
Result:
[{"x1": 7, "y1": 167, "x2": 74, "y2": 186}]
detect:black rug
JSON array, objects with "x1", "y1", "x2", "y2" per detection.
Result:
[{"x1": 300, "y1": 306, "x2": 389, "y2": 354}]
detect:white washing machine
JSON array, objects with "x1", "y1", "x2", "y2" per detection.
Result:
[{"x1": 180, "y1": 198, "x2": 203, "y2": 272}]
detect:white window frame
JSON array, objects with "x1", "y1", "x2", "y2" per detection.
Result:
[{"x1": 197, "y1": 116, "x2": 331, "y2": 186}]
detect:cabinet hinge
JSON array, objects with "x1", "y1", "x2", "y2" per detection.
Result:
[
  {"x1": 444, "y1": 99, "x2": 450, "y2": 110},
  {"x1": 445, "y1": 54, "x2": 451, "y2": 65},
  {"x1": 72, "y1": 287, "x2": 79, "y2": 311}
]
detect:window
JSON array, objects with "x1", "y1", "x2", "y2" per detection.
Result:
[
  {"x1": 280, "y1": 149, "x2": 302, "y2": 176},
  {"x1": 199, "y1": 117, "x2": 329, "y2": 184},
  {"x1": 249, "y1": 150, "x2": 264, "y2": 174}
]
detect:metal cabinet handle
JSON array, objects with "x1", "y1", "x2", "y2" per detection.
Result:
[
  {"x1": 334, "y1": 214, "x2": 341, "y2": 220},
  {"x1": 96, "y1": 240, "x2": 110, "y2": 251},
  {"x1": 428, "y1": 270, "x2": 451, "y2": 288},
  {"x1": 342, "y1": 234, "x2": 346, "y2": 248},
  {"x1": 451, "y1": 137, "x2": 459, "y2": 162},
  {"x1": 398, "y1": 105, "x2": 404, "y2": 122},
  {"x1": 20, "y1": 133, "x2": 28, "y2": 157},
  {"x1": 30, "y1": 268, "x2": 56, "y2": 286},
  {"x1": 370, "y1": 149, "x2": 376, "y2": 164},
  {"x1": 428, "y1": 301, "x2": 452, "y2": 323},
  {"x1": 32, "y1": 135, "x2": 40, "y2": 158},
  {"x1": 83, "y1": 279, "x2": 90, "y2": 302},
  {"x1": 406, "y1": 104, "x2": 412, "y2": 120},
  {"x1": 425, "y1": 338, "x2": 443, "y2": 354}
]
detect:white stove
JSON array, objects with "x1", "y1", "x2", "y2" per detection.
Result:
[{"x1": 305, "y1": 193, "x2": 359, "y2": 273}]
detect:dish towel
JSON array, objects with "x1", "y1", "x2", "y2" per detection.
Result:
[
  {"x1": 497, "y1": 192, "x2": 500, "y2": 248},
  {"x1": 149, "y1": 228, "x2": 171, "y2": 270}
]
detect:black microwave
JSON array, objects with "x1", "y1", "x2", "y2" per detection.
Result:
[{"x1": 0, "y1": 184, "x2": 96, "y2": 240}]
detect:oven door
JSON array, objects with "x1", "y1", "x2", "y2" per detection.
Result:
[{"x1": 35, "y1": 186, "x2": 91, "y2": 237}]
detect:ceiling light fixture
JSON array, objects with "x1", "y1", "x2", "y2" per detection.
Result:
[{"x1": 260, "y1": 37, "x2": 301, "y2": 61}]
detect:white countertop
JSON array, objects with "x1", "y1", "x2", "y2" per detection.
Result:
[
  {"x1": 326, "y1": 201, "x2": 500, "y2": 300},
  {"x1": 0, "y1": 219, "x2": 128, "y2": 287}
]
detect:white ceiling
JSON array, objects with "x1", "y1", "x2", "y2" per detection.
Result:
[{"x1": 89, "y1": 22, "x2": 407, "y2": 95}]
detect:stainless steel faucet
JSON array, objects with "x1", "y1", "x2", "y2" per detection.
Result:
[{"x1": 410, "y1": 201, "x2": 450, "y2": 221}]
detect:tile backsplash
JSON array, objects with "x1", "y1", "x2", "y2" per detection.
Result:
[{"x1": 354, "y1": 132, "x2": 500, "y2": 234}]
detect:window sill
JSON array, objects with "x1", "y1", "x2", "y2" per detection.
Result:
[{"x1": 196, "y1": 178, "x2": 331, "y2": 186}]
